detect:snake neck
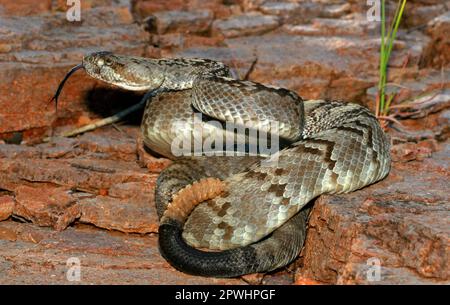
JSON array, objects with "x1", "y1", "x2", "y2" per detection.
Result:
[{"x1": 156, "y1": 58, "x2": 233, "y2": 91}]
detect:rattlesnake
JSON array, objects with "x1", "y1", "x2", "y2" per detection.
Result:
[{"x1": 52, "y1": 51, "x2": 391, "y2": 278}]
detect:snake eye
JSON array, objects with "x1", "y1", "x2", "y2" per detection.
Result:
[{"x1": 96, "y1": 57, "x2": 113, "y2": 67}]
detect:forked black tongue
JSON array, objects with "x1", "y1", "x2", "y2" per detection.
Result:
[{"x1": 49, "y1": 64, "x2": 84, "y2": 111}]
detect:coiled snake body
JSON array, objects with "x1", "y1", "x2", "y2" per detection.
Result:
[{"x1": 57, "y1": 52, "x2": 391, "y2": 277}]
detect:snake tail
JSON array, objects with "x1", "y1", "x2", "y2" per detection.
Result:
[
  {"x1": 158, "y1": 171, "x2": 311, "y2": 277},
  {"x1": 159, "y1": 210, "x2": 310, "y2": 277}
]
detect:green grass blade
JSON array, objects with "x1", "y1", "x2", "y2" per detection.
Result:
[
  {"x1": 385, "y1": 0, "x2": 407, "y2": 64},
  {"x1": 378, "y1": 0, "x2": 386, "y2": 116},
  {"x1": 377, "y1": 0, "x2": 407, "y2": 118}
]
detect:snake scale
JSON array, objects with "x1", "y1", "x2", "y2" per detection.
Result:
[{"x1": 53, "y1": 51, "x2": 391, "y2": 278}]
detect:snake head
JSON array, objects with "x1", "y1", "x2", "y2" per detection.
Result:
[{"x1": 82, "y1": 51, "x2": 165, "y2": 91}]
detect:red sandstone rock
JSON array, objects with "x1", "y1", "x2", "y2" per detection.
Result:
[
  {"x1": 0, "y1": 196, "x2": 14, "y2": 221},
  {"x1": 212, "y1": 13, "x2": 280, "y2": 38},
  {"x1": 259, "y1": 1, "x2": 300, "y2": 17},
  {"x1": 0, "y1": 157, "x2": 156, "y2": 191},
  {"x1": 404, "y1": 2, "x2": 448, "y2": 28},
  {"x1": 14, "y1": 185, "x2": 76, "y2": 228},
  {"x1": 241, "y1": 273, "x2": 264, "y2": 285},
  {"x1": 424, "y1": 11, "x2": 450, "y2": 68},
  {"x1": 78, "y1": 194, "x2": 159, "y2": 234},
  {"x1": 0, "y1": 220, "x2": 244, "y2": 284},
  {"x1": 136, "y1": 134, "x2": 173, "y2": 172},
  {"x1": 147, "y1": 10, "x2": 214, "y2": 35},
  {"x1": 226, "y1": 34, "x2": 380, "y2": 101},
  {"x1": 296, "y1": 142, "x2": 450, "y2": 284},
  {"x1": 0, "y1": 2, "x2": 149, "y2": 141},
  {"x1": 0, "y1": 0, "x2": 52, "y2": 16},
  {"x1": 390, "y1": 139, "x2": 439, "y2": 162},
  {"x1": 132, "y1": 0, "x2": 186, "y2": 18},
  {"x1": 0, "y1": 127, "x2": 165, "y2": 234},
  {"x1": 294, "y1": 277, "x2": 323, "y2": 285}
]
